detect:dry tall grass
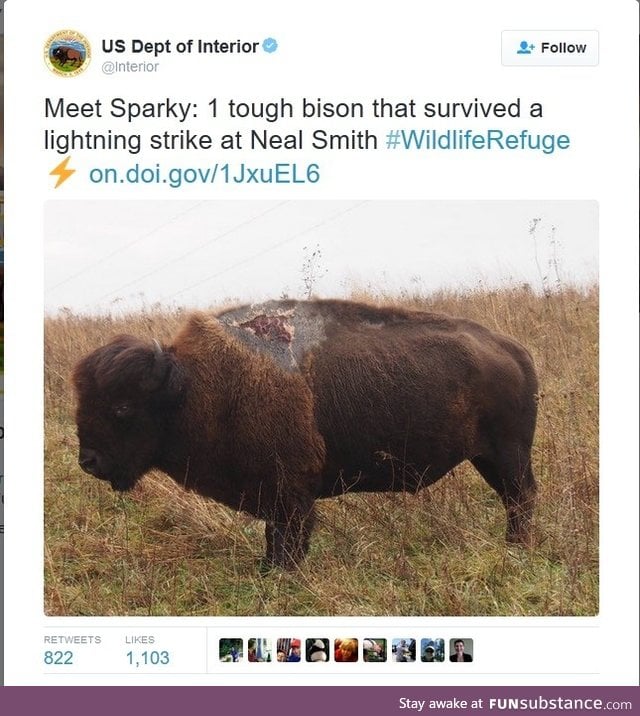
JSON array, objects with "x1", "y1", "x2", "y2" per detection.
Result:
[{"x1": 44, "y1": 286, "x2": 598, "y2": 616}]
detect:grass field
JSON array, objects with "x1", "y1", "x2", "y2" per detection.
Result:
[{"x1": 44, "y1": 286, "x2": 598, "y2": 616}]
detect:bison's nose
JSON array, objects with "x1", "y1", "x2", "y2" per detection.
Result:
[{"x1": 79, "y1": 447, "x2": 101, "y2": 476}]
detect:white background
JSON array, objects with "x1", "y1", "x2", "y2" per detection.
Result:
[
  {"x1": 44, "y1": 201, "x2": 597, "y2": 313},
  {"x1": 5, "y1": 0, "x2": 639, "y2": 686}
]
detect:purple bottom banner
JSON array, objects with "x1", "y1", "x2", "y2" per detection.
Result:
[{"x1": 0, "y1": 686, "x2": 638, "y2": 714}]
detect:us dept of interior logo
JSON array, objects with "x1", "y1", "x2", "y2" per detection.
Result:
[{"x1": 44, "y1": 30, "x2": 91, "y2": 77}]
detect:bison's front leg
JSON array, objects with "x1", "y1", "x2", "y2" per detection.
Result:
[{"x1": 265, "y1": 503, "x2": 317, "y2": 570}]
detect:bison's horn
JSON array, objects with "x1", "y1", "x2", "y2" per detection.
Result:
[{"x1": 140, "y1": 338, "x2": 168, "y2": 392}]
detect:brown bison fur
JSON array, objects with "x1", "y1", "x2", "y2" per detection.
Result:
[
  {"x1": 52, "y1": 46, "x2": 83, "y2": 66},
  {"x1": 73, "y1": 299, "x2": 538, "y2": 569}
]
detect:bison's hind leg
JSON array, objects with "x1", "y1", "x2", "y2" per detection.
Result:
[
  {"x1": 471, "y1": 450, "x2": 537, "y2": 546},
  {"x1": 265, "y1": 504, "x2": 317, "y2": 570}
]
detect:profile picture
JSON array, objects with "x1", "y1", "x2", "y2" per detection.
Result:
[
  {"x1": 449, "y1": 638, "x2": 473, "y2": 662},
  {"x1": 334, "y1": 638, "x2": 359, "y2": 662},
  {"x1": 276, "y1": 638, "x2": 302, "y2": 662},
  {"x1": 362, "y1": 638, "x2": 387, "y2": 662},
  {"x1": 44, "y1": 30, "x2": 91, "y2": 76},
  {"x1": 306, "y1": 638, "x2": 330, "y2": 662},
  {"x1": 420, "y1": 638, "x2": 445, "y2": 662},
  {"x1": 219, "y1": 638, "x2": 243, "y2": 663},
  {"x1": 392, "y1": 638, "x2": 416, "y2": 662},
  {"x1": 247, "y1": 638, "x2": 273, "y2": 662}
]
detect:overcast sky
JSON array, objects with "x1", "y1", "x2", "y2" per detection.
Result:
[{"x1": 44, "y1": 200, "x2": 597, "y2": 314}]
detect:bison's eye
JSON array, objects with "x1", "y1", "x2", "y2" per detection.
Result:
[{"x1": 113, "y1": 402, "x2": 134, "y2": 419}]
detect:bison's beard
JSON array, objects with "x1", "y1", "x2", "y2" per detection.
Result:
[
  {"x1": 108, "y1": 474, "x2": 138, "y2": 492},
  {"x1": 78, "y1": 446, "x2": 146, "y2": 492},
  {"x1": 87, "y1": 469, "x2": 138, "y2": 493}
]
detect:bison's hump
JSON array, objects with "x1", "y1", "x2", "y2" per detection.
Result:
[{"x1": 217, "y1": 301, "x2": 327, "y2": 371}]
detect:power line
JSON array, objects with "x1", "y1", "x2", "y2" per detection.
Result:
[
  {"x1": 46, "y1": 201, "x2": 206, "y2": 293},
  {"x1": 96, "y1": 201, "x2": 289, "y2": 303},
  {"x1": 162, "y1": 201, "x2": 368, "y2": 303}
]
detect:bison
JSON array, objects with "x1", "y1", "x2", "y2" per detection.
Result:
[
  {"x1": 73, "y1": 299, "x2": 538, "y2": 568},
  {"x1": 52, "y1": 46, "x2": 83, "y2": 67}
]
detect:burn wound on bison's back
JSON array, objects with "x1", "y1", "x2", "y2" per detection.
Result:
[
  {"x1": 240, "y1": 315, "x2": 294, "y2": 343},
  {"x1": 217, "y1": 302, "x2": 327, "y2": 372}
]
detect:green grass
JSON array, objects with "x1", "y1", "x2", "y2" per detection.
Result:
[{"x1": 49, "y1": 58, "x2": 85, "y2": 72}]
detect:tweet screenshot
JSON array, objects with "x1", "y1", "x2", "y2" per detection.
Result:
[{"x1": 2, "y1": 0, "x2": 639, "y2": 710}]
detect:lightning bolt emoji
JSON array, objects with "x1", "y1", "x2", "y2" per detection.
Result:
[{"x1": 50, "y1": 156, "x2": 76, "y2": 188}]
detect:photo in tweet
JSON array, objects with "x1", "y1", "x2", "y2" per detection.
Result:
[{"x1": 44, "y1": 200, "x2": 597, "y2": 618}]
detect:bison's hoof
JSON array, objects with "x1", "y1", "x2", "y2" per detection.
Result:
[
  {"x1": 259, "y1": 555, "x2": 300, "y2": 574},
  {"x1": 506, "y1": 532, "x2": 534, "y2": 548},
  {"x1": 257, "y1": 557, "x2": 280, "y2": 575}
]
